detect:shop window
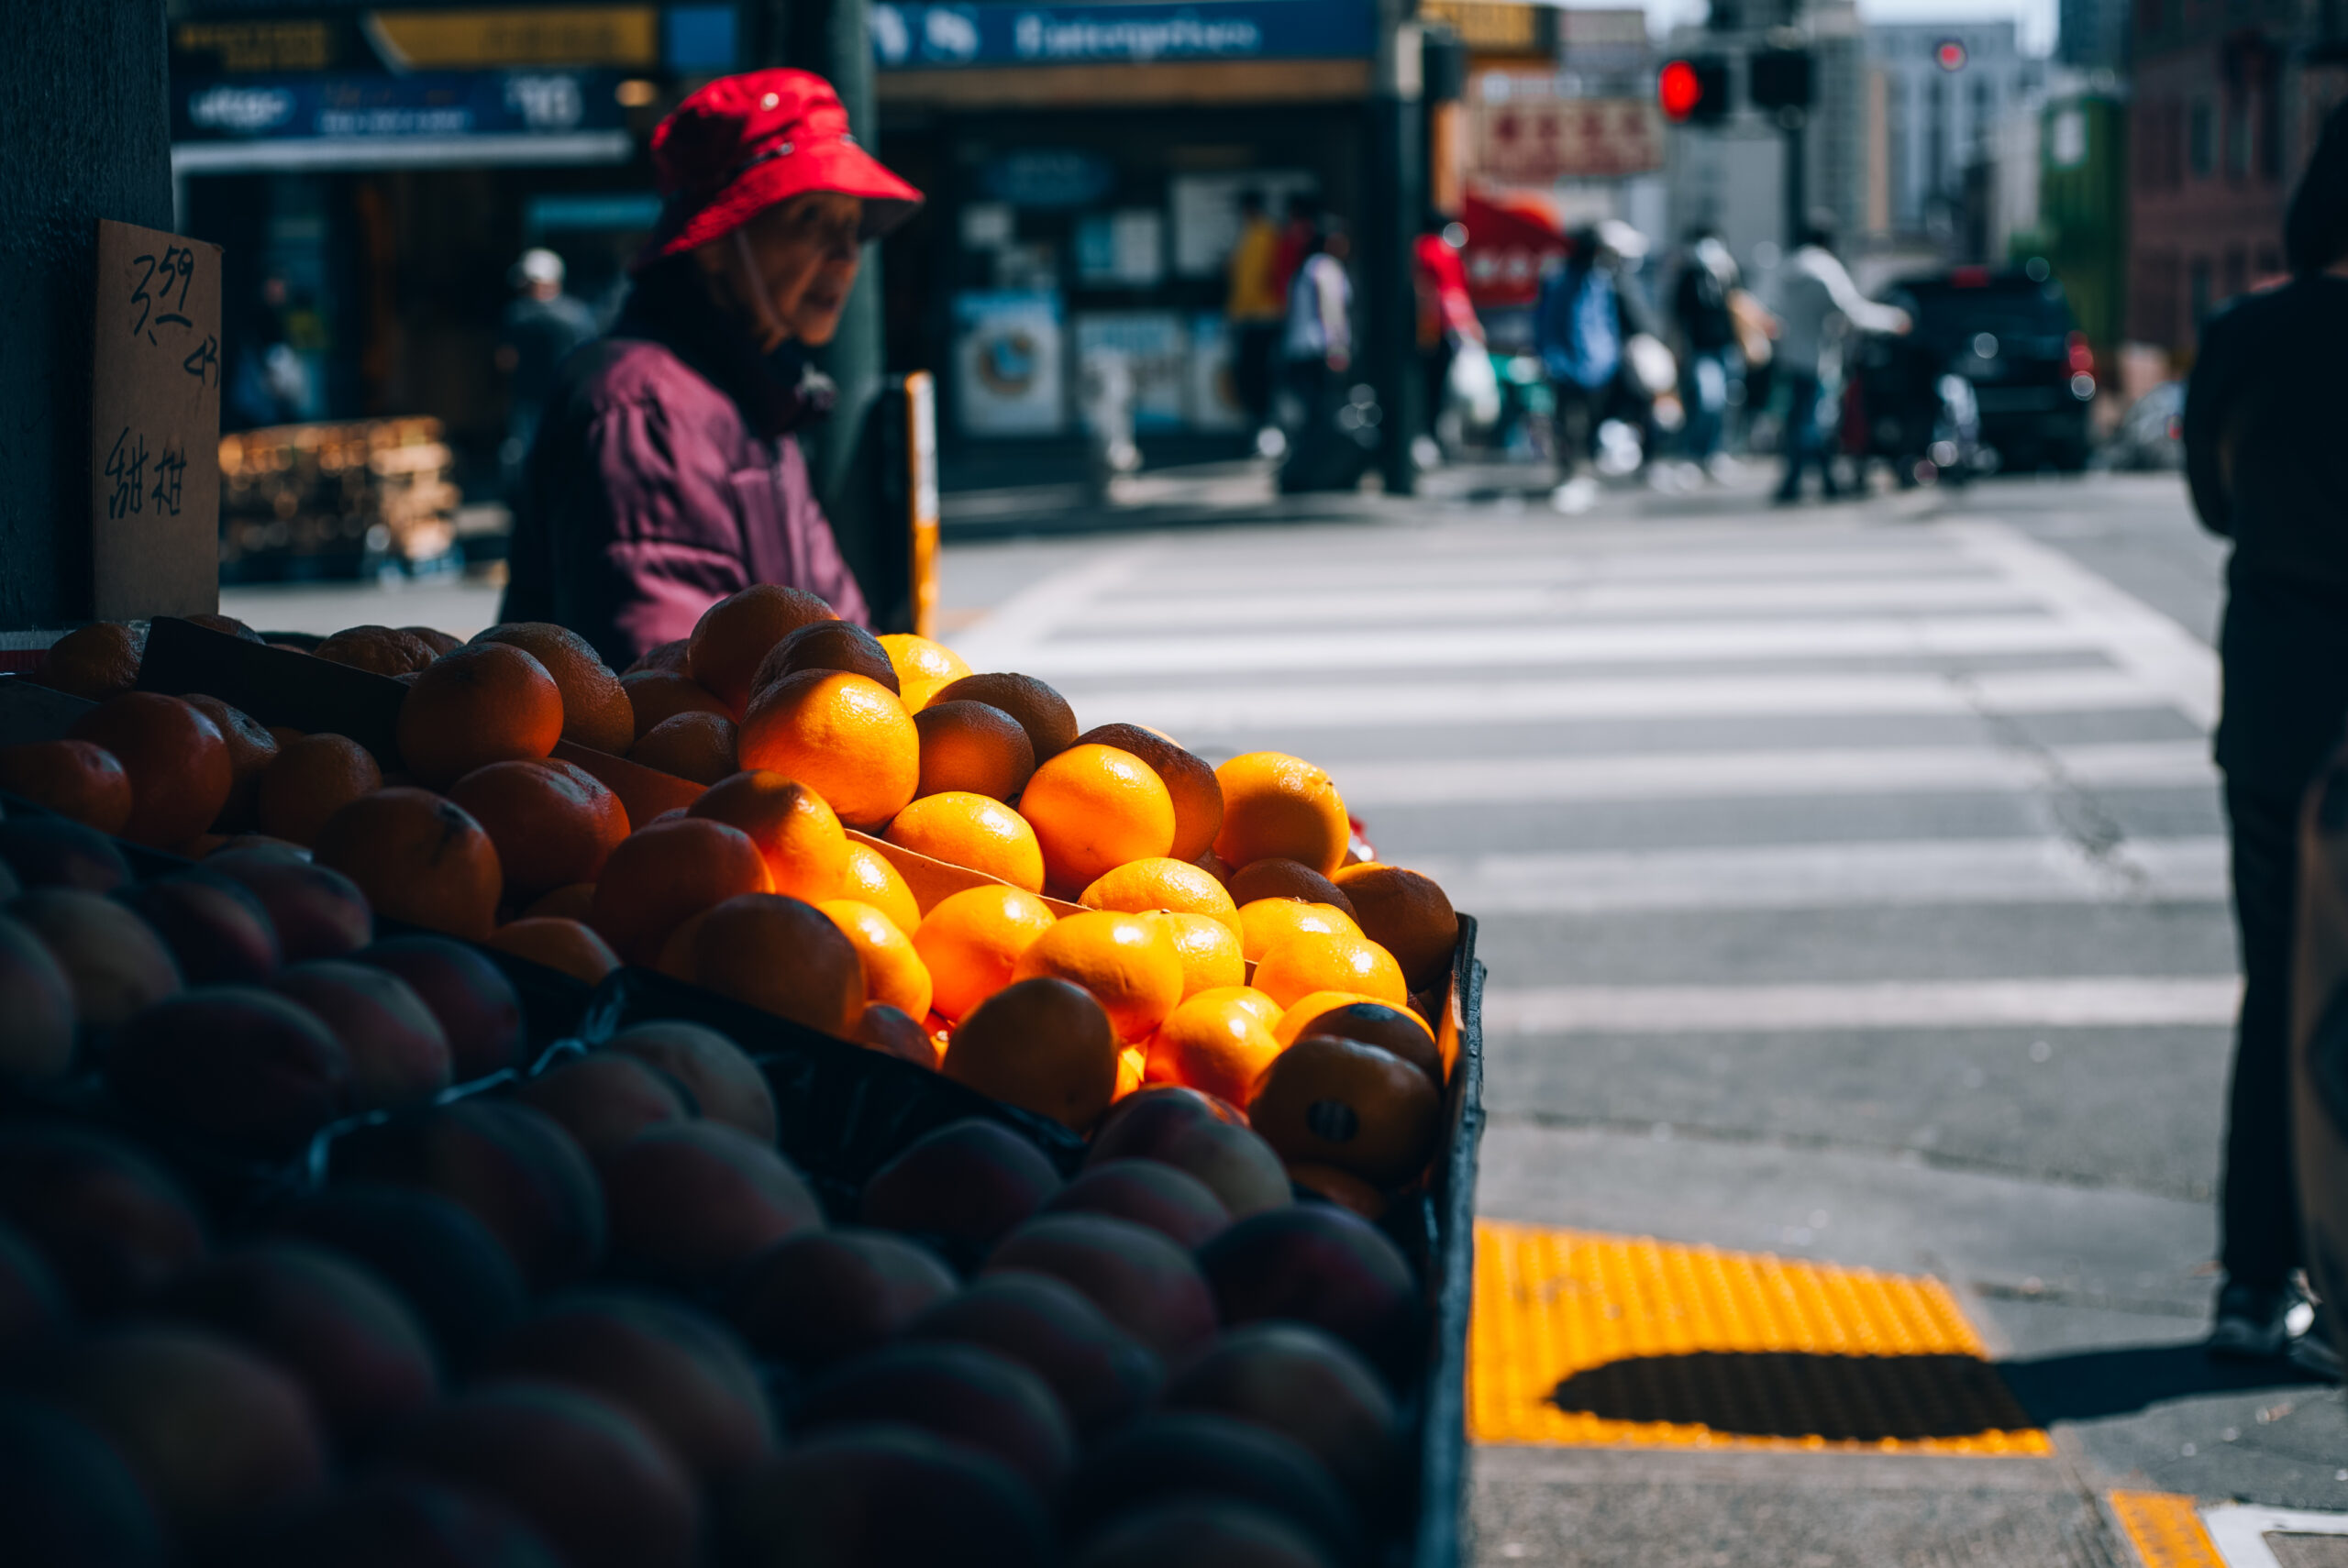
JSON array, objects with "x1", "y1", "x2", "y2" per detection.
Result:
[{"x1": 2189, "y1": 98, "x2": 2214, "y2": 176}]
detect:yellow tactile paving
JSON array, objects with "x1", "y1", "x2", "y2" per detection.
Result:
[
  {"x1": 1468, "y1": 1220, "x2": 2051, "y2": 1454},
  {"x1": 2109, "y1": 1492, "x2": 2225, "y2": 1568}
]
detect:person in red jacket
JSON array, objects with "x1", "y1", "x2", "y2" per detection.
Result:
[{"x1": 502, "y1": 69, "x2": 923, "y2": 665}]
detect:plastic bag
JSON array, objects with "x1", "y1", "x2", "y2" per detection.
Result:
[{"x1": 1445, "y1": 344, "x2": 1502, "y2": 430}]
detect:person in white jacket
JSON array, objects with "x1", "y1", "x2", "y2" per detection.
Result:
[{"x1": 1769, "y1": 218, "x2": 1909, "y2": 502}]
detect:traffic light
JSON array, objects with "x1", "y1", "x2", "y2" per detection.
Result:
[
  {"x1": 1658, "y1": 56, "x2": 1731, "y2": 124},
  {"x1": 1748, "y1": 47, "x2": 1812, "y2": 111}
]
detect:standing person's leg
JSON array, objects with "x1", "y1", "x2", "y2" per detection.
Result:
[
  {"x1": 1686, "y1": 351, "x2": 1725, "y2": 466},
  {"x1": 1238, "y1": 325, "x2": 1276, "y2": 431},
  {"x1": 1776, "y1": 372, "x2": 1819, "y2": 502},
  {"x1": 1552, "y1": 380, "x2": 1593, "y2": 480},
  {"x1": 2212, "y1": 776, "x2": 2308, "y2": 1354}
]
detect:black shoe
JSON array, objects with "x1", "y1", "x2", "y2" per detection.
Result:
[
  {"x1": 2289, "y1": 1328, "x2": 2343, "y2": 1382},
  {"x1": 2210, "y1": 1278, "x2": 2296, "y2": 1359}
]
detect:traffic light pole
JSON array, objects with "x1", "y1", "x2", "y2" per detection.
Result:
[
  {"x1": 1368, "y1": 2, "x2": 1424, "y2": 497},
  {"x1": 1782, "y1": 109, "x2": 1806, "y2": 249}
]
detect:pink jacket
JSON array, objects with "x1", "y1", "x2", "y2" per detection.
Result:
[{"x1": 502, "y1": 264, "x2": 869, "y2": 668}]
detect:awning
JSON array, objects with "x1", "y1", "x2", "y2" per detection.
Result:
[{"x1": 172, "y1": 130, "x2": 634, "y2": 173}]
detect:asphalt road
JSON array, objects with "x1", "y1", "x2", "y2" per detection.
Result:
[
  {"x1": 223, "y1": 464, "x2": 2347, "y2": 1563},
  {"x1": 933, "y1": 467, "x2": 2344, "y2": 1566}
]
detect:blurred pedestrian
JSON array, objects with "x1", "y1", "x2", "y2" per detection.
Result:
[
  {"x1": 227, "y1": 273, "x2": 312, "y2": 431},
  {"x1": 2184, "y1": 100, "x2": 2348, "y2": 1376},
  {"x1": 501, "y1": 68, "x2": 923, "y2": 664},
  {"x1": 1225, "y1": 190, "x2": 1285, "y2": 443},
  {"x1": 1768, "y1": 216, "x2": 1907, "y2": 503},
  {"x1": 1414, "y1": 214, "x2": 1490, "y2": 456},
  {"x1": 1671, "y1": 226, "x2": 1740, "y2": 478},
  {"x1": 1270, "y1": 192, "x2": 1319, "y2": 309},
  {"x1": 496, "y1": 248, "x2": 598, "y2": 500},
  {"x1": 1279, "y1": 219, "x2": 1368, "y2": 492},
  {"x1": 1535, "y1": 222, "x2": 1655, "y2": 513}
]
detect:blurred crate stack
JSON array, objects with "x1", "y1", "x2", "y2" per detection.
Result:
[{"x1": 217, "y1": 417, "x2": 460, "y2": 581}]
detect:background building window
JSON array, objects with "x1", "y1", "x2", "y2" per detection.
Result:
[
  {"x1": 2228, "y1": 94, "x2": 2252, "y2": 176},
  {"x1": 2189, "y1": 98, "x2": 2214, "y2": 176},
  {"x1": 2189, "y1": 255, "x2": 2212, "y2": 327}
]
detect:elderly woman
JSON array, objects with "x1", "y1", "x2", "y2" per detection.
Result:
[{"x1": 502, "y1": 70, "x2": 923, "y2": 664}]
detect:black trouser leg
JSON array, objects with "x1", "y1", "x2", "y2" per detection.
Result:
[{"x1": 2222, "y1": 778, "x2": 2306, "y2": 1288}]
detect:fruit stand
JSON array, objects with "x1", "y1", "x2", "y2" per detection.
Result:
[
  {"x1": 0, "y1": 601, "x2": 1484, "y2": 1567},
  {"x1": 216, "y1": 418, "x2": 460, "y2": 583}
]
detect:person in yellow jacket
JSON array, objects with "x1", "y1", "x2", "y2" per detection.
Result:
[{"x1": 1225, "y1": 190, "x2": 1285, "y2": 439}]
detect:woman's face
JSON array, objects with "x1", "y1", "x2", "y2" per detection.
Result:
[{"x1": 703, "y1": 191, "x2": 864, "y2": 350}]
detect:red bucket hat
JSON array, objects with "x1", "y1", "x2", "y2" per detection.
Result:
[{"x1": 634, "y1": 69, "x2": 924, "y2": 271}]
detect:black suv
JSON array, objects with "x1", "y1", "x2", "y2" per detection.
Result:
[{"x1": 1881, "y1": 265, "x2": 2097, "y2": 472}]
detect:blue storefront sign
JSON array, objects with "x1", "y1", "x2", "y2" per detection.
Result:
[
  {"x1": 172, "y1": 70, "x2": 634, "y2": 171},
  {"x1": 870, "y1": 0, "x2": 1374, "y2": 69}
]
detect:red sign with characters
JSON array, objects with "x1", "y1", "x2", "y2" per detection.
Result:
[{"x1": 1470, "y1": 94, "x2": 1663, "y2": 182}]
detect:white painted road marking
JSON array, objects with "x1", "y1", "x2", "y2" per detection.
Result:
[{"x1": 1484, "y1": 977, "x2": 2242, "y2": 1033}]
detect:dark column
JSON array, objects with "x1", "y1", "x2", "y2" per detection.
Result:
[
  {"x1": 753, "y1": 0, "x2": 893, "y2": 617},
  {"x1": 1366, "y1": 7, "x2": 1425, "y2": 495},
  {"x1": 0, "y1": 2, "x2": 173, "y2": 626}
]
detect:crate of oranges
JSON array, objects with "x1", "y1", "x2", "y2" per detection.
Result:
[{"x1": 1, "y1": 588, "x2": 1484, "y2": 1566}]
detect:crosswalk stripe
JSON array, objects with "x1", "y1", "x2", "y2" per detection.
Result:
[
  {"x1": 1335, "y1": 739, "x2": 2214, "y2": 807},
  {"x1": 1483, "y1": 977, "x2": 2241, "y2": 1033},
  {"x1": 992, "y1": 613, "x2": 2100, "y2": 679},
  {"x1": 1412, "y1": 834, "x2": 2226, "y2": 912},
  {"x1": 1043, "y1": 668, "x2": 2179, "y2": 735},
  {"x1": 1053, "y1": 576, "x2": 2038, "y2": 631}
]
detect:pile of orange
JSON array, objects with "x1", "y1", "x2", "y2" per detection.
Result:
[{"x1": 7, "y1": 586, "x2": 1465, "y2": 1199}]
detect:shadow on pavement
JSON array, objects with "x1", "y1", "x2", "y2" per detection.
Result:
[
  {"x1": 1996, "y1": 1342, "x2": 2322, "y2": 1425},
  {"x1": 1549, "y1": 1350, "x2": 2035, "y2": 1441}
]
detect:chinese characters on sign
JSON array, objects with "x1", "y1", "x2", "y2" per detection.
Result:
[
  {"x1": 90, "y1": 220, "x2": 223, "y2": 619},
  {"x1": 1470, "y1": 94, "x2": 1663, "y2": 182}
]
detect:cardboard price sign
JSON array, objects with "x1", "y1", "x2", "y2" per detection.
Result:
[{"x1": 90, "y1": 219, "x2": 224, "y2": 620}]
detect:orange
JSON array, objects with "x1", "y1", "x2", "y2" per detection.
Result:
[
  {"x1": 1072, "y1": 723, "x2": 1225, "y2": 863},
  {"x1": 1213, "y1": 752, "x2": 1350, "y2": 876},
  {"x1": 485, "y1": 917, "x2": 622, "y2": 985},
  {"x1": 526, "y1": 882, "x2": 598, "y2": 921},
  {"x1": 316, "y1": 624, "x2": 437, "y2": 677},
  {"x1": 621, "y1": 668, "x2": 730, "y2": 741},
  {"x1": 857, "y1": 1002, "x2": 942, "y2": 1068},
  {"x1": 1195, "y1": 849, "x2": 1235, "y2": 887},
  {"x1": 839, "y1": 839, "x2": 921, "y2": 936},
  {"x1": 313, "y1": 787, "x2": 504, "y2": 941},
  {"x1": 911, "y1": 883, "x2": 1058, "y2": 1021},
  {"x1": 751, "y1": 621, "x2": 901, "y2": 699},
  {"x1": 625, "y1": 637, "x2": 692, "y2": 677},
  {"x1": 1235, "y1": 898, "x2": 1360, "y2": 962},
  {"x1": 877, "y1": 634, "x2": 971, "y2": 712},
  {"x1": 257, "y1": 734, "x2": 383, "y2": 847},
  {"x1": 687, "y1": 584, "x2": 837, "y2": 715},
  {"x1": 680, "y1": 892, "x2": 865, "y2": 1037},
  {"x1": 182, "y1": 694, "x2": 280, "y2": 832},
  {"x1": 1190, "y1": 985, "x2": 1284, "y2": 1033},
  {"x1": 39, "y1": 623, "x2": 142, "y2": 701},
  {"x1": 1227, "y1": 857, "x2": 1357, "y2": 919},
  {"x1": 587, "y1": 816, "x2": 772, "y2": 964},
  {"x1": 930, "y1": 672, "x2": 1079, "y2": 762},
  {"x1": 818, "y1": 899, "x2": 934, "y2": 1019},
  {"x1": 472, "y1": 623, "x2": 634, "y2": 755},
  {"x1": 1271, "y1": 988, "x2": 1385, "y2": 1045},
  {"x1": 449, "y1": 759, "x2": 630, "y2": 903},
  {"x1": 737, "y1": 670, "x2": 918, "y2": 829},
  {"x1": 654, "y1": 909, "x2": 712, "y2": 982},
  {"x1": 395, "y1": 642, "x2": 564, "y2": 790},
  {"x1": 1247, "y1": 1033, "x2": 1439, "y2": 1186},
  {"x1": 1115, "y1": 1046, "x2": 1146, "y2": 1100},
  {"x1": 183, "y1": 613, "x2": 264, "y2": 645},
  {"x1": 630, "y1": 710, "x2": 739, "y2": 783},
  {"x1": 67, "y1": 692, "x2": 231, "y2": 846},
  {"x1": 0, "y1": 740, "x2": 133, "y2": 834},
  {"x1": 1331, "y1": 863, "x2": 1459, "y2": 990},
  {"x1": 1157, "y1": 911, "x2": 1245, "y2": 999},
  {"x1": 1277, "y1": 999, "x2": 1443, "y2": 1084},
  {"x1": 1080, "y1": 857, "x2": 1238, "y2": 933},
  {"x1": 1010, "y1": 909, "x2": 1183, "y2": 1043},
  {"x1": 1145, "y1": 991, "x2": 1283, "y2": 1104},
  {"x1": 1286, "y1": 1163, "x2": 1388, "y2": 1220},
  {"x1": 686, "y1": 769, "x2": 848, "y2": 901},
  {"x1": 402, "y1": 625, "x2": 462, "y2": 657},
  {"x1": 1251, "y1": 930, "x2": 1408, "y2": 1010},
  {"x1": 942, "y1": 976, "x2": 1119, "y2": 1129},
  {"x1": 913, "y1": 701, "x2": 1035, "y2": 801},
  {"x1": 1016, "y1": 745, "x2": 1176, "y2": 896},
  {"x1": 885, "y1": 791, "x2": 1044, "y2": 892}
]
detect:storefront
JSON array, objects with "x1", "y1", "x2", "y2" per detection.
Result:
[
  {"x1": 168, "y1": 6, "x2": 742, "y2": 488},
  {"x1": 869, "y1": 0, "x2": 1380, "y2": 463}
]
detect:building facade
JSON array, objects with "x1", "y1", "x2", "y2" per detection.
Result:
[{"x1": 1864, "y1": 22, "x2": 2046, "y2": 246}]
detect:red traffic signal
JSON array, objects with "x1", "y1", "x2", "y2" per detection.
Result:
[
  {"x1": 1935, "y1": 39, "x2": 1967, "y2": 70},
  {"x1": 1658, "y1": 57, "x2": 1729, "y2": 124}
]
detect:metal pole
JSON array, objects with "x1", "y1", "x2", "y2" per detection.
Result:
[
  {"x1": 1369, "y1": 9, "x2": 1425, "y2": 495},
  {"x1": 1783, "y1": 108, "x2": 1808, "y2": 248}
]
